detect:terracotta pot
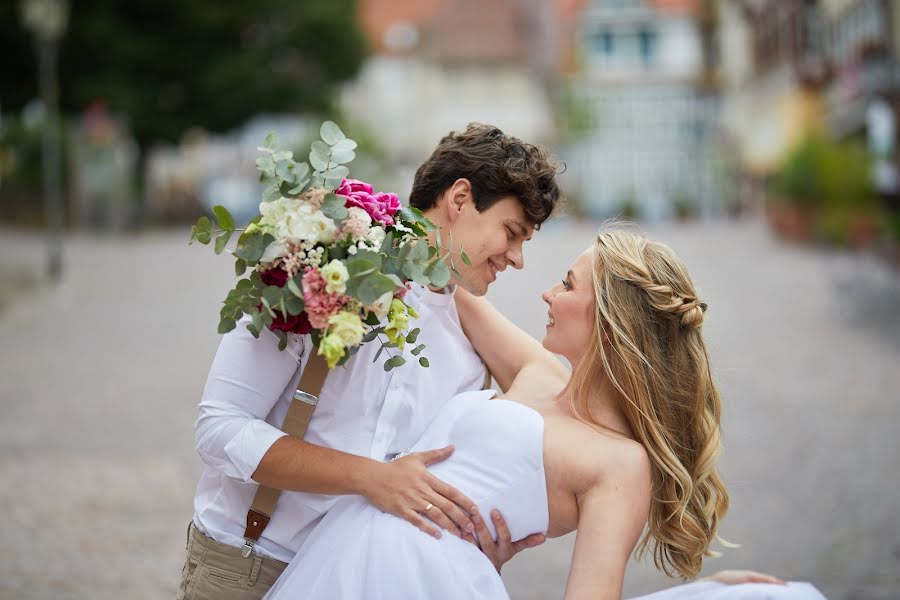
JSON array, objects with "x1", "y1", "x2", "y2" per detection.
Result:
[{"x1": 766, "y1": 203, "x2": 816, "y2": 242}]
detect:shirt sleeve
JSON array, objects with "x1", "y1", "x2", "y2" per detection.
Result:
[{"x1": 193, "y1": 317, "x2": 307, "y2": 483}]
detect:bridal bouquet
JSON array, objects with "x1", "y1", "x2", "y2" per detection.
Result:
[{"x1": 190, "y1": 121, "x2": 465, "y2": 370}]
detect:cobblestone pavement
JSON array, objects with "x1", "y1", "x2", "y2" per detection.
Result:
[{"x1": 1, "y1": 220, "x2": 898, "y2": 599}]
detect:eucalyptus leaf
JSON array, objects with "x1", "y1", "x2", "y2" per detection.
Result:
[
  {"x1": 330, "y1": 148, "x2": 355, "y2": 164},
  {"x1": 218, "y1": 316, "x2": 237, "y2": 334},
  {"x1": 263, "y1": 132, "x2": 278, "y2": 149},
  {"x1": 419, "y1": 357, "x2": 430, "y2": 367},
  {"x1": 275, "y1": 159, "x2": 294, "y2": 182},
  {"x1": 384, "y1": 355, "x2": 406, "y2": 371},
  {"x1": 234, "y1": 258, "x2": 247, "y2": 276},
  {"x1": 356, "y1": 273, "x2": 397, "y2": 306},
  {"x1": 310, "y1": 141, "x2": 331, "y2": 171},
  {"x1": 236, "y1": 232, "x2": 275, "y2": 263},
  {"x1": 287, "y1": 277, "x2": 303, "y2": 299},
  {"x1": 214, "y1": 230, "x2": 232, "y2": 255},
  {"x1": 406, "y1": 328, "x2": 420, "y2": 344},
  {"x1": 427, "y1": 259, "x2": 451, "y2": 288},
  {"x1": 213, "y1": 205, "x2": 235, "y2": 231},
  {"x1": 411, "y1": 344, "x2": 426, "y2": 356},
  {"x1": 320, "y1": 121, "x2": 346, "y2": 145},
  {"x1": 332, "y1": 138, "x2": 358, "y2": 152},
  {"x1": 460, "y1": 250, "x2": 472, "y2": 266},
  {"x1": 362, "y1": 327, "x2": 385, "y2": 343},
  {"x1": 277, "y1": 331, "x2": 288, "y2": 352},
  {"x1": 321, "y1": 193, "x2": 349, "y2": 220}
]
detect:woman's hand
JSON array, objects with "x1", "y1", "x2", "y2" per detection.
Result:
[
  {"x1": 469, "y1": 507, "x2": 546, "y2": 572},
  {"x1": 359, "y1": 446, "x2": 477, "y2": 540},
  {"x1": 703, "y1": 570, "x2": 786, "y2": 585}
]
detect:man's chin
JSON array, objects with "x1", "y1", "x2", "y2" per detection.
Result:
[{"x1": 457, "y1": 277, "x2": 490, "y2": 297}]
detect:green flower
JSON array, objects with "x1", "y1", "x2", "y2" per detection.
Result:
[
  {"x1": 328, "y1": 311, "x2": 364, "y2": 347},
  {"x1": 384, "y1": 299, "x2": 412, "y2": 349},
  {"x1": 320, "y1": 259, "x2": 349, "y2": 294},
  {"x1": 318, "y1": 333, "x2": 346, "y2": 368}
]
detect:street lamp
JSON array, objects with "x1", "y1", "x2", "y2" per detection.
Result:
[{"x1": 21, "y1": 0, "x2": 68, "y2": 282}]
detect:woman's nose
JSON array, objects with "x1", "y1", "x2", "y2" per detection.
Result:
[{"x1": 542, "y1": 289, "x2": 552, "y2": 305}]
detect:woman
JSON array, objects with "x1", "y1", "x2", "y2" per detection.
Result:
[{"x1": 263, "y1": 227, "x2": 822, "y2": 599}]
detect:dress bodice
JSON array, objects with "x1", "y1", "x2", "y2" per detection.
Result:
[{"x1": 410, "y1": 389, "x2": 549, "y2": 541}]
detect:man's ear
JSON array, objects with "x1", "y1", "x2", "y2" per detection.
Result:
[{"x1": 446, "y1": 178, "x2": 472, "y2": 223}]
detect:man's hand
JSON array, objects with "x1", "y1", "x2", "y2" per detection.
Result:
[
  {"x1": 468, "y1": 507, "x2": 546, "y2": 572},
  {"x1": 703, "y1": 570, "x2": 786, "y2": 585},
  {"x1": 360, "y1": 445, "x2": 476, "y2": 540}
]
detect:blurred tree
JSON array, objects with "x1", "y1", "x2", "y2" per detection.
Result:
[{"x1": 1, "y1": 0, "x2": 368, "y2": 146}]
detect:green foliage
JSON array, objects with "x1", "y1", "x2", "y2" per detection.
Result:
[{"x1": 1, "y1": 0, "x2": 368, "y2": 147}]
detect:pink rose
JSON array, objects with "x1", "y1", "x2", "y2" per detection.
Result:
[
  {"x1": 335, "y1": 178, "x2": 401, "y2": 226},
  {"x1": 302, "y1": 268, "x2": 347, "y2": 329}
]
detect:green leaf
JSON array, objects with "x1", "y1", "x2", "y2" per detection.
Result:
[
  {"x1": 406, "y1": 328, "x2": 420, "y2": 344},
  {"x1": 332, "y1": 138, "x2": 358, "y2": 152},
  {"x1": 409, "y1": 240, "x2": 429, "y2": 263},
  {"x1": 355, "y1": 273, "x2": 398, "y2": 306},
  {"x1": 373, "y1": 342, "x2": 387, "y2": 363},
  {"x1": 460, "y1": 250, "x2": 472, "y2": 266},
  {"x1": 284, "y1": 294, "x2": 304, "y2": 315},
  {"x1": 384, "y1": 355, "x2": 406, "y2": 371},
  {"x1": 310, "y1": 141, "x2": 331, "y2": 171},
  {"x1": 287, "y1": 277, "x2": 303, "y2": 299},
  {"x1": 263, "y1": 132, "x2": 278, "y2": 149},
  {"x1": 214, "y1": 230, "x2": 232, "y2": 254},
  {"x1": 234, "y1": 258, "x2": 247, "y2": 276},
  {"x1": 213, "y1": 205, "x2": 235, "y2": 231},
  {"x1": 275, "y1": 159, "x2": 294, "y2": 182},
  {"x1": 218, "y1": 316, "x2": 237, "y2": 334},
  {"x1": 330, "y1": 147, "x2": 355, "y2": 164},
  {"x1": 321, "y1": 192, "x2": 349, "y2": 220},
  {"x1": 362, "y1": 327, "x2": 385, "y2": 343},
  {"x1": 411, "y1": 343, "x2": 426, "y2": 356},
  {"x1": 427, "y1": 259, "x2": 451, "y2": 288},
  {"x1": 192, "y1": 216, "x2": 212, "y2": 244},
  {"x1": 320, "y1": 121, "x2": 346, "y2": 145},
  {"x1": 419, "y1": 357, "x2": 429, "y2": 367},
  {"x1": 236, "y1": 232, "x2": 275, "y2": 263}
]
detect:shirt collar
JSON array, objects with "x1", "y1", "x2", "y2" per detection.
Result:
[{"x1": 410, "y1": 282, "x2": 456, "y2": 307}]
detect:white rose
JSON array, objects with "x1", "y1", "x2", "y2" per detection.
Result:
[
  {"x1": 366, "y1": 226, "x2": 386, "y2": 248},
  {"x1": 259, "y1": 240, "x2": 288, "y2": 264}
]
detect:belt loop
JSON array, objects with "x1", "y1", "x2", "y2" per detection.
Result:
[
  {"x1": 247, "y1": 554, "x2": 262, "y2": 585},
  {"x1": 185, "y1": 522, "x2": 194, "y2": 553}
]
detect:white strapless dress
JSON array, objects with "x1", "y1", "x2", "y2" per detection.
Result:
[
  {"x1": 263, "y1": 389, "x2": 547, "y2": 600},
  {"x1": 263, "y1": 390, "x2": 828, "y2": 600}
]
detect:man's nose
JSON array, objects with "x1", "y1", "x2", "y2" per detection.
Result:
[{"x1": 507, "y1": 244, "x2": 524, "y2": 270}]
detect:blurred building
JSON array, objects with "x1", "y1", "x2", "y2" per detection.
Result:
[
  {"x1": 563, "y1": 0, "x2": 722, "y2": 220},
  {"x1": 717, "y1": 0, "x2": 900, "y2": 177},
  {"x1": 341, "y1": 0, "x2": 574, "y2": 195}
]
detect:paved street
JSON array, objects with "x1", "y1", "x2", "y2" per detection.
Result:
[{"x1": 1, "y1": 219, "x2": 898, "y2": 599}]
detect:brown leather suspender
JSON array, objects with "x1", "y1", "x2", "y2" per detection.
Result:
[{"x1": 241, "y1": 351, "x2": 329, "y2": 558}]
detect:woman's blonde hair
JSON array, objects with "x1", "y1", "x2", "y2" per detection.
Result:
[{"x1": 566, "y1": 225, "x2": 728, "y2": 579}]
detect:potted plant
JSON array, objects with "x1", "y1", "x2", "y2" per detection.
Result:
[{"x1": 768, "y1": 135, "x2": 828, "y2": 241}]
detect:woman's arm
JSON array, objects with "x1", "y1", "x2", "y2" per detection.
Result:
[
  {"x1": 455, "y1": 288, "x2": 568, "y2": 392},
  {"x1": 563, "y1": 452, "x2": 651, "y2": 600}
]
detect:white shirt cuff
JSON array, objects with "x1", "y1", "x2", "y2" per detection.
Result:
[{"x1": 223, "y1": 419, "x2": 290, "y2": 483}]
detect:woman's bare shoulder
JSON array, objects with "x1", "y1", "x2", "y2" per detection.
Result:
[{"x1": 549, "y1": 416, "x2": 651, "y2": 493}]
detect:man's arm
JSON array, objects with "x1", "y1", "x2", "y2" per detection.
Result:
[
  {"x1": 194, "y1": 319, "x2": 475, "y2": 537},
  {"x1": 455, "y1": 289, "x2": 568, "y2": 393}
]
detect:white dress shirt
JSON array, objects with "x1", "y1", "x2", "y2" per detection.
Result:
[{"x1": 191, "y1": 284, "x2": 487, "y2": 562}]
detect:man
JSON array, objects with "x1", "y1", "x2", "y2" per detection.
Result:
[{"x1": 177, "y1": 124, "x2": 562, "y2": 599}]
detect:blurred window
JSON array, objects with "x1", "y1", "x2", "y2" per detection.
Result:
[{"x1": 638, "y1": 28, "x2": 657, "y2": 66}]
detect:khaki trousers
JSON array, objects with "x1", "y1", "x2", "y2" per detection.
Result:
[{"x1": 176, "y1": 523, "x2": 289, "y2": 600}]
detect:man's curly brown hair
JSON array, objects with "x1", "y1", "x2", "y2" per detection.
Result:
[{"x1": 409, "y1": 123, "x2": 562, "y2": 228}]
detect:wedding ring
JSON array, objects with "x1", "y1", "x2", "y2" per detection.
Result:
[{"x1": 423, "y1": 503, "x2": 434, "y2": 512}]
